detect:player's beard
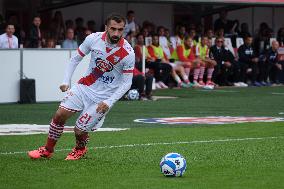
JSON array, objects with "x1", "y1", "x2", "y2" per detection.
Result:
[{"x1": 107, "y1": 32, "x2": 121, "y2": 44}]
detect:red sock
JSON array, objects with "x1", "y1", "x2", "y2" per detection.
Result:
[
  {"x1": 75, "y1": 133, "x2": 89, "y2": 150},
  {"x1": 207, "y1": 68, "x2": 214, "y2": 81},
  {"x1": 45, "y1": 119, "x2": 64, "y2": 152},
  {"x1": 199, "y1": 66, "x2": 205, "y2": 81},
  {"x1": 45, "y1": 138, "x2": 57, "y2": 152}
]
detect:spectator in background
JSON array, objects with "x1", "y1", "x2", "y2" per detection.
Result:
[
  {"x1": 62, "y1": 28, "x2": 78, "y2": 49},
  {"x1": 65, "y1": 19, "x2": 75, "y2": 30},
  {"x1": 87, "y1": 20, "x2": 96, "y2": 33},
  {"x1": 215, "y1": 28, "x2": 225, "y2": 38},
  {"x1": 27, "y1": 16, "x2": 44, "y2": 48},
  {"x1": 157, "y1": 26, "x2": 165, "y2": 37},
  {"x1": 239, "y1": 23, "x2": 251, "y2": 39},
  {"x1": 141, "y1": 27, "x2": 149, "y2": 38},
  {"x1": 7, "y1": 14, "x2": 25, "y2": 45},
  {"x1": 254, "y1": 22, "x2": 272, "y2": 56},
  {"x1": 0, "y1": 23, "x2": 18, "y2": 48},
  {"x1": 205, "y1": 29, "x2": 215, "y2": 39},
  {"x1": 238, "y1": 35, "x2": 260, "y2": 86},
  {"x1": 214, "y1": 10, "x2": 233, "y2": 34},
  {"x1": 263, "y1": 40, "x2": 283, "y2": 85},
  {"x1": 50, "y1": 11, "x2": 65, "y2": 44},
  {"x1": 277, "y1": 27, "x2": 284, "y2": 46},
  {"x1": 124, "y1": 10, "x2": 136, "y2": 37},
  {"x1": 45, "y1": 38, "x2": 56, "y2": 48},
  {"x1": 142, "y1": 20, "x2": 155, "y2": 36},
  {"x1": 75, "y1": 17, "x2": 86, "y2": 45},
  {"x1": 209, "y1": 36, "x2": 234, "y2": 86}
]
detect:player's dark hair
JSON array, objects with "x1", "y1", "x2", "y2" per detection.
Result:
[
  {"x1": 244, "y1": 34, "x2": 252, "y2": 40},
  {"x1": 127, "y1": 10, "x2": 134, "y2": 16},
  {"x1": 105, "y1": 13, "x2": 126, "y2": 26},
  {"x1": 184, "y1": 35, "x2": 192, "y2": 41},
  {"x1": 201, "y1": 35, "x2": 208, "y2": 40},
  {"x1": 5, "y1": 22, "x2": 15, "y2": 29},
  {"x1": 151, "y1": 33, "x2": 159, "y2": 38}
]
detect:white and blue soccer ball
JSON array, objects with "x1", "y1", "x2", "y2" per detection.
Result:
[
  {"x1": 160, "y1": 152, "x2": 187, "y2": 177},
  {"x1": 127, "y1": 89, "x2": 139, "y2": 100}
]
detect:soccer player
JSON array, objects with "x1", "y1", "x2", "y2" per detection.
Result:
[
  {"x1": 195, "y1": 36, "x2": 217, "y2": 86},
  {"x1": 171, "y1": 36, "x2": 201, "y2": 87},
  {"x1": 28, "y1": 14, "x2": 135, "y2": 160}
]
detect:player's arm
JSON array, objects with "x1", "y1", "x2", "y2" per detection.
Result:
[
  {"x1": 97, "y1": 53, "x2": 135, "y2": 113},
  {"x1": 60, "y1": 34, "x2": 93, "y2": 92}
]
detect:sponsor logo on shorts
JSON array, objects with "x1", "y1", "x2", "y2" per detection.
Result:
[{"x1": 134, "y1": 116, "x2": 284, "y2": 125}]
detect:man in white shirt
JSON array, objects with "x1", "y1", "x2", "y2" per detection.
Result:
[
  {"x1": 28, "y1": 14, "x2": 135, "y2": 160},
  {"x1": 123, "y1": 10, "x2": 136, "y2": 37},
  {"x1": 0, "y1": 23, "x2": 18, "y2": 48}
]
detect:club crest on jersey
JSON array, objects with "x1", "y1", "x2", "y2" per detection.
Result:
[{"x1": 95, "y1": 58, "x2": 113, "y2": 72}]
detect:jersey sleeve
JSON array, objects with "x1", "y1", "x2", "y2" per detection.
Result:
[
  {"x1": 61, "y1": 34, "x2": 97, "y2": 85},
  {"x1": 77, "y1": 34, "x2": 94, "y2": 57},
  {"x1": 122, "y1": 52, "x2": 135, "y2": 74}
]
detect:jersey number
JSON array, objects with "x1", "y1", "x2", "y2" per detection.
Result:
[{"x1": 78, "y1": 113, "x2": 92, "y2": 125}]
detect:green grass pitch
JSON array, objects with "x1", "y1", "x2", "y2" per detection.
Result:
[{"x1": 0, "y1": 87, "x2": 284, "y2": 189}]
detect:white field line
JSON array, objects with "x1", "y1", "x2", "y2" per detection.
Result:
[
  {"x1": 0, "y1": 136, "x2": 283, "y2": 156},
  {"x1": 271, "y1": 93, "x2": 284, "y2": 95}
]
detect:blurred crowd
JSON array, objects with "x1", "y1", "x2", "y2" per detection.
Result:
[{"x1": 0, "y1": 10, "x2": 284, "y2": 100}]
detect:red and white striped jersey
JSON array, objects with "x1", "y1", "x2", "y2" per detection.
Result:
[{"x1": 64, "y1": 32, "x2": 135, "y2": 106}]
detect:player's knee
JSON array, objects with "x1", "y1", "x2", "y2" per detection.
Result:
[
  {"x1": 53, "y1": 111, "x2": 67, "y2": 125},
  {"x1": 74, "y1": 127, "x2": 87, "y2": 136}
]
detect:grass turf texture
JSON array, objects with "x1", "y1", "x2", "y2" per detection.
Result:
[{"x1": 0, "y1": 87, "x2": 284, "y2": 189}]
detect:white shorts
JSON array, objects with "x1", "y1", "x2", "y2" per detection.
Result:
[{"x1": 60, "y1": 85, "x2": 107, "y2": 132}]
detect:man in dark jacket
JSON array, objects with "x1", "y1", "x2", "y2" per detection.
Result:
[
  {"x1": 210, "y1": 37, "x2": 234, "y2": 86},
  {"x1": 27, "y1": 16, "x2": 44, "y2": 48},
  {"x1": 238, "y1": 35, "x2": 261, "y2": 86},
  {"x1": 262, "y1": 40, "x2": 283, "y2": 84}
]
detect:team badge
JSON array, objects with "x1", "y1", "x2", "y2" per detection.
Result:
[{"x1": 95, "y1": 58, "x2": 113, "y2": 72}]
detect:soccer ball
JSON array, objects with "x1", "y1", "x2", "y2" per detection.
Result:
[
  {"x1": 127, "y1": 89, "x2": 139, "y2": 100},
  {"x1": 160, "y1": 152, "x2": 187, "y2": 177}
]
